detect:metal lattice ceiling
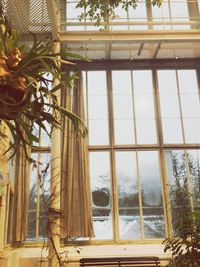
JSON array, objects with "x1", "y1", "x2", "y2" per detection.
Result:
[
  {"x1": 62, "y1": 39, "x2": 200, "y2": 60},
  {"x1": 1, "y1": 0, "x2": 51, "y2": 34},
  {"x1": 1, "y1": 0, "x2": 200, "y2": 60}
]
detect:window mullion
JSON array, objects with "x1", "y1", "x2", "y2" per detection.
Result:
[
  {"x1": 133, "y1": 70, "x2": 156, "y2": 238},
  {"x1": 184, "y1": 150, "x2": 195, "y2": 211},
  {"x1": 4, "y1": 185, "x2": 10, "y2": 245},
  {"x1": 159, "y1": 149, "x2": 173, "y2": 238},
  {"x1": 196, "y1": 69, "x2": 200, "y2": 102},
  {"x1": 153, "y1": 69, "x2": 163, "y2": 146},
  {"x1": 107, "y1": 70, "x2": 119, "y2": 242},
  {"x1": 135, "y1": 151, "x2": 144, "y2": 240},
  {"x1": 85, "y1": 71, "x2": 89, "y2": 128},
  {"x1": 36, "y1": 153, "x2": 41, "y2": 240},
  {"x1": 131, "y1": 71, "x2": 137, "y2": 145},
  {"x1": 168, "y1": 0, "x2": 173, "y2": 30},
  {"x1": 146, "y1": 2, "x2": 153, "y2": 30},
  {"x1": 187, "y1": 0, "x2": 200, "y2": 29},
  {"x1": 175, "y1": 70, "x2": 186, "y2": 144}
]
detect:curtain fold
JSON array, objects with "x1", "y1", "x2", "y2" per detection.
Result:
[
  {"x1": 12, "y1": 148, "x2": 30, "y2": 243},
  {"x1": 61, "y1": 72, "x2": 94, "y2": 238}
]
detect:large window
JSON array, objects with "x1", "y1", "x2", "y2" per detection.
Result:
[
  {"x1": 27, "y1": 128, "x2": 51, "y2": 241},
  {"x1": 62, "y1": 0, "x2": 200, "y2": 31},
  {"x1": 83, "y1": 68, "x2": 200, "y2": 241},
  {"x1": 27, "y1": 152, "x2": 51, "y2": 240}
]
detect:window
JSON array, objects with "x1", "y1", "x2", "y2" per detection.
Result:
[
  {"x1": 27, "y1": 74, "x2": 52, "y2": 241},
  {"x1": 152, "y1": 0, "x2": 190, "y2": 29},
  {"x1": 27, "y1": 151, "x2": 51, "y2": 241},
  {"x1": 165, "y1": 149, "x2": 200, "y2": 232},
  {"x1": 62, "y1": 0, "x2": 200, "y2": 31},
  {"x1": 83, "y1": 67, "x2": 200, "y2": 241},
  {"x1": 27, "y1": 127, "x2": 51, "y2": 241}
]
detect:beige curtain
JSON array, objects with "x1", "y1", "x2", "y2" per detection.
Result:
[
  {"x1": 61, "y1": 72, "x2": 94, "y2": 238},
  {"x1": 12, "y1": 148, "x2": 30, "y2": 243}
]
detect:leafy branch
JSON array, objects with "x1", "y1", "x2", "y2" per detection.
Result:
[{"x1": 76, "y1": 0, "x2": 162, "y2": 26}]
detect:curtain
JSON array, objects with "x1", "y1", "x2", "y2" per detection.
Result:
[
  {"x1": 61, "y1": 71, "x2": 94, "y2": 238},
  {"x1": 12, "y1": 148, "x2": 30, "y2": 243}
]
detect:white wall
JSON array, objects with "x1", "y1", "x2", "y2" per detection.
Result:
[{"x1": 0, "y1": 244, "x2": 170, "y2": 267}]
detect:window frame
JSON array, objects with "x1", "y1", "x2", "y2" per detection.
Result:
[
  {"x1": 75, "y1": 59, "x2": 200, "y2": 244},
  {"x1": 27, "y1": 138, "x2": 51, "y2": 242},
  {"x1": 61, "y1": 0, "x2": 200, "y2": 31}
]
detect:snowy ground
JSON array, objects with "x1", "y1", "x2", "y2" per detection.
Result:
[{"x1": 93, "y1": 215, "x2": 165, "y2": 239}]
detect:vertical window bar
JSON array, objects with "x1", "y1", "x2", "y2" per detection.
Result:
[
  {"x1": 135, "y1": 151, "x2": 144, "y2": 240},
  {"x1": 146, "y1": 1, "x2": 153, "y2": 30},
  {"x1": 153, "y1": 69, "x2": 164, "y2": 146},
  {"x1": 159, "y1": 149, "x2": 171, "y2": 238},
  {"x1": 35, "y1": 127, "x2": 42, "y2": 240},
  {"x1": 60, "y1": 0, "x2": 66, "y2": 31},
  {"x1": 85, "y1": 71, "x2": 89, "y2": 127},
  {"x1": 4, "y1": 185, "x2": 10, "y2": 245},
  {"x1": 196, "y1": 69, "x2": 200, "y2": 102},
  {"x1": 131, "y1": 71, "x2": 138, "y2": 145},
  {"x1": 175, "y1": 70, "x2": 186, "y2": 144},
  {"x1": 168, "y1": 0, "x2": 173, "y2": 29},
  {"x1": 184, "y1": 150, "x2": 195, "y2": 211},
  {"x1": 127, "y1": 4, "x2": 130, "y2": 31},
  {"x1": 187, "y1": 0, "x2": 200, "y2": 29},
  {"x1": 35, "y1": 152, "x2": 41, "y2": 240},
  {"x1": 107, "y1": 70, "x2": 119, "y2": 242}
]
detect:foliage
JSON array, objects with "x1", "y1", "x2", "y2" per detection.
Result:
[
  {"x1": 76, "y1": 0, "x2": 162, "y2": 26},
  {"x1": 163, "y1": 152, "x2": 200, "y2": 267},
  {"x1": 0, "y1": 15, "x2": 87, "y2": 160},
  {"x1": 163, "y1": 210, "x2": 200, "y2": 267}
]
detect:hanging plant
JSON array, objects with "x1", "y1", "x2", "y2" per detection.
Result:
[
  {"x1": 0, "y1": 16, "x2": 87, "y2": 160},
  {"x1": 76, "y1": 0, "x2": 162, "y2": 26}
]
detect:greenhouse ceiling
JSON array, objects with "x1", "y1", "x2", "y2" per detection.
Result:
[{"x1": 1, "y1": 0, "x2": 200, "y2": 60}]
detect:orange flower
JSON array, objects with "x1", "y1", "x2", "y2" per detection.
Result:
[
  {"x1": 0, "y1": 51, "x2": 10, "y2": 81},
  {"x1": 7, "y1": 48, "x2": 22, "y2": 68}
]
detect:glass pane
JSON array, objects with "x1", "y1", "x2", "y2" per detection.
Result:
[
  {"x1": 160, "y1": 94, "x2": 180, "y2": 118},
  {"x1": 134, "y1": 95, "x2": 155, "y2": 118},
  {"x1": 187, "y1": 150, "x2": 200, "y2": 210},
  {"x1": 112, "y1": 71, "x2": 135, "y2": 144},
  {"x1": 39, "y1": 153, "x2": 51, "y2": 239},
  {"x1": 114, "y1": 120, "x2": 135, "y2": 144},
  {"x1": 138, "y1": 151, "x2": 165, "y2": 239},
  {"x1": 170, "y1": 0, "x2": 189, "y2": 30},
  {"x1": 165, "y1": 150, "x2": 191, "y2": 233},
  {"x1": 28, "y1": 152, "x2": 51, "y2": 240},
  {"x1": 28, "y1": 153, "x2": 38, "y2": 240},
  {"x1": 87, "y1": 71, "x2": 109, "y2": 145},
  {"x1": 89, "y1": 152, "x2": 113, "y2": 239},
  {"x1": 136, "y1": 119, "x2": 157, "y2": 144},
  {"x1": 133, "y1": 70, "x2": 153, "y2": 95},
  {"x1": 129, "y1": 3, "x2": 147, "y2": 30},
  {"x1": 66, "y1": 1, "x2": 84, "y2": 31},
  {"x1": 178, "y1": 70, "x2": 198, "y2": 94},
  {"x1": 112, "y1": 4, "x2": 129, "y2": 30},
  {"x1": 162, "y1": 119, "x2": 183, "y2": 143},
  {"x1": 32, "y1": 122, "x2": 51, "y2": 147},
  {"x1": 178, "y1": 70, "x2": 200, "y2": 143},
  {"x1": 183, "y1": 119, "x2": 200, "y2": 143},
  {"x1": 157, "y1": 70, "x2": 183, "y2": 143},
  {"x1": 115, "y1": 151, "x2": 141, "y2": 240},
  {"x1": 152, "y1": 2, "x2": 171, "y2": 30},
  {"x1": 157, "y1": 70, "x2": 177, "y2": 94},
  {"x1": 133, "y1": 71, "x2": 157, "y2": 144}
]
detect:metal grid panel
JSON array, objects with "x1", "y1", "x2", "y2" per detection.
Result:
[
  {"x1": 1, "y1": 0, "x2": 51, "y2": 33},
  {"x1": 62, "y1": 40, "x2": 200, "y2": 60}
]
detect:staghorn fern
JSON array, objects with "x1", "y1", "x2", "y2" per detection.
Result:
[{"x1": 0, "y1": 16, "x2": 88, "y2": 160}]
